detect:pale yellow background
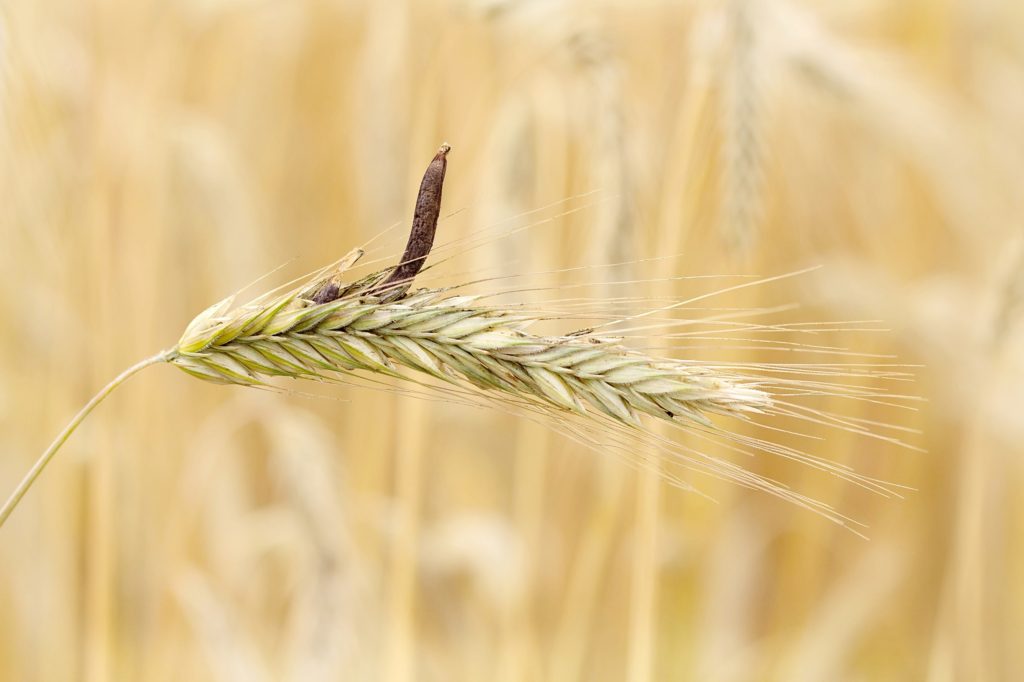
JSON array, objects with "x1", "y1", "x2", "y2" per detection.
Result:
[{"x1": 0, "y1": 1, "x2": 1020, "y2": 681}]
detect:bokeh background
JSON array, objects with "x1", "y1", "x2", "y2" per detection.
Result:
[{"x1": 1, "y1": 1, "x2": 1022, "y2": 680}]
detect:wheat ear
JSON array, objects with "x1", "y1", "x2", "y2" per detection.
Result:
[{"x1": 168, "y1": 279, "x2": 773, "y2": 425}]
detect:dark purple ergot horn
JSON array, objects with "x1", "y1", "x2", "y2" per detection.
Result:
[{"x1": 370, "y1": 144, "x2": 450, "y2": 298}]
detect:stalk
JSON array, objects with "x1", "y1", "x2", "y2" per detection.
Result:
[{"x1": 0, "y1": 351, "x2": 171, "y2": 527}]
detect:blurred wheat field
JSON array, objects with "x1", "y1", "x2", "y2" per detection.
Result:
[{"x1": 1, "y1": 1, "x2": 1022, "y2": 680}]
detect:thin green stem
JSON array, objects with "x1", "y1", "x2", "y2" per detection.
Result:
[{"x1": 0, "y1": 350, "x2": 172, "y2": 528}]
